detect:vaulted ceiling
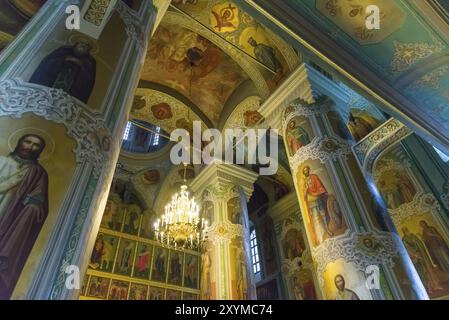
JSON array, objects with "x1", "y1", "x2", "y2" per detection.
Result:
[
  {"x1": 138, "y1": 1, "x2": 300, "y2": 128},
  {"x1": 237, "y1": 0, "x2": 449, "y2": 153}
]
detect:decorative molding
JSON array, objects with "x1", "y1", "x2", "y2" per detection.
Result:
[
  {"x1": 223, "y1": 96, "x2": 264, "y2": 130},
  {"x1": 190, "y1": 161, "x2": 258, "y2": 201},
  {"x1": 411, "y1": 65, "x2": 449, "y2": 89},
  {"x1": 287, "y1": 136, "x2": 352, "y2": 174},
  {"x1": 282, "y1": 96, "x2": 334, "y2": 121},
  {"x1": 206, "y1": 219, "x2": 244, "y2": 244},
  {"x1": 0, "y1": 78, "x2": 111, "y2": 177},
  {"x1": 204, "y1": 181, "x2": 239, "y2": 202},
  {"x1": 388, "y1": 192, "x2": 441, "y2": 227},
  {"x1": 258, "y1": 64, "x2": 314, "y2": 132},
  {"x1": 391, "y1": 41, "x2": 443, "y2": 74},
  {"x1": 312, "y1": 231, "x2": 399, "y2": 276},
  {"x1": 373, "y1": 157, "x2": 412, "y2": 181},
  {"x1": 50, "y1": 173, "x2": 99, "y2": 300},
  {"x1": 115, "y1": 1, "x2": 146, "y2": 48},
  {"x1": 132, "y1": 88, "x2": 207, "y2": 134},
  {"x1": 353, "y1": 118, "x2": 413, "y2": 174}
]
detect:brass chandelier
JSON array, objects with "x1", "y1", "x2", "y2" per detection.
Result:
[{"x1": 153, "y1": 165, "x2": 208, "y2": 250}]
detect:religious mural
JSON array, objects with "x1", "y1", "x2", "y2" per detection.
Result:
[
  {"x1": 277, "y1": 215, "x2": 319, "y2": 300},
  {"x1": 129, "y1": 283, "x2": 148, "y2": 300},
  {"x1": 323, "y1": 259, "x2": 370, "y2": 300},
  {"x1": 227, "y1": 196, "x2": 243, "y2": 225},
  {"x1": 115, "y1": 239, "x2": 136, "y2": 276},
  {"x1": 123, "y1": 204, "x2": 142, "y2": 235},
  {"x1": 81, "y1": 191, "x2": 200, "y2": 300},
  {"x1": 346, "y1": 109, "x2": 381, "y2": 141},
  {"x1": 290, "y1": 269, "x2": 318, "y2": 300},
  {"x1": 89, "y1": 233, "x2": 118, "y2": 273},
  {"x1": 374, "y1": 150, "x2": 449, "y2": 299},
  {"x1": 285, "y1": 117, "x2": 312, "y2": 156},
  {"x1": 200, "y1": 246, "x2": 214, "y2": 300},
  {"x1": 282, "y1": 228, "x2": 306, "y2": 261},
  {"x1": 29, "y1": 39, "x2": 97, "y2": 104},
  {"x1": 148, "y1": 286, "x2": 165, "y2": 300},
  {"x1": 86, "y1": 276, "x2": 110, "y2": 299},
  {"x1": 108, "y1": 280, "x2": 129, "y2": 300},
  {"x1": 151, "y1": 247, "x2": 168, "y2": 282},
  {"x1": 168, "y1": 251, "x2": 184, "y2": 285},
  {"x1": 22, "y1": 11, "x2": 128, "y2": 110},
  {"x1": 100, "y1": 193, "x2": 123, "y2": 230},
  {"x1": 184, "y1": 254, "x2": 200, "y2": 289},
  {"x1": 0, "y1": 0, "x2": 45, "y2": 52},
  {"x1": 166, "y1": 289, "x2": 182, "y2": 300},
  {"x1": 375, "y1": 159, "x2": 417, "y2": 210},
  {"x1": 296, "y1": 161, "x2": 348, "y2": 247},
  {"x1": 0, "y1": 115, "x2": 76, "y2": 300},
  {"x1": 142, "y1": 21, "x2": 248, "y2": 125},
  {"x1": 134, "y1": 243, "x2": 152, "y2": 279},
  {"x1": 230, "y1": 236, "x2": 250, "y2": 299},
  {"x1": 171, "y1": 0, "x2": 290, "y2": 86}
]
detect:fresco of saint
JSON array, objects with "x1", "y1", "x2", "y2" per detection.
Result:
[
  {"x1": 0, "y1": 134, "x2": 49, "y2": 300},
  {"x1": 402, "y1": 227, "x2": 443, "y2": 295},
  {"x1": 286, "y1": 120, "x2": 310, "y2": 155},
  {"x1": 419, "y1": 221, "x2": 449, "y2": 276},
  {"x1": 334, "y1": 275, "x2": 360, "y2": 300},
  {"x1": 301, "y1": 166, "x2": 333, "y2": 245},
  {"x1": 30, "y1": 41, "x2": 97, "y2": 103}
]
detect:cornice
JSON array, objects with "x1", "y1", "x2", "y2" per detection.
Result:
[
  {"x1": 258, "y1": 63, "x2": 314, "y2": 132},
  {"x1": 190, "y1": 161, "x2": 259, "y2": 200},
  {"x1": 306, "y1": 66, "x2": 351, "y2": 105}
]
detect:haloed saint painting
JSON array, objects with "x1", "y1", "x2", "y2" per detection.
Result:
[
  {"x1": 0, "y1": 133, "x2": 49, "y2": 299},
  {"x1": 0, "y1": 115, "x2": 76, "y2": 299}
]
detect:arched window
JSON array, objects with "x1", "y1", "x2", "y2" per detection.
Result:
[
  {"x1": 250, "y1": 228, "x2": 261, "y2": 280},
  {"x1": 123, "y1": 122, "x2": 132, "y2": 140},
  {"x1": 121, "y1": 120, "x2": 169, "y2": 153}
]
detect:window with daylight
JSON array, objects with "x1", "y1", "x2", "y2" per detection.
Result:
[
  {"x1": 123, "y1": 122, "x2": 132, "y2": 140},
  {"x1": 121, "y1": 120, "x2": 169, "y2": 154},
  {"x1": 434, "y1": 146, "x2": 449, "y2": 163},
  {"x1": 250, "y1": 229, "x2": 261, "y2": 277},
  {"x1": 153, "y1": 126, "x2": 161, "y2": 146}
]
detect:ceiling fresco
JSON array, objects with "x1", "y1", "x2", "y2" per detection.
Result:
[
  {"x1": 8, "y1": 0, "x2": 46, "y2": 17},
  {"x1": 141, "y1": 21, "x2": 249, "y2": 126},
  {"x1": 171, "y1": 0, "x2": 298, "y2": 88},
  {"x1": 131, "y1": 88, "x2": 209, "y2": 134},
  {"x1": 239, "y1": 0, "x2": 449, "y2": 152},
  {"x1": 0, "y1": 0, "x2": 45, "y2": 51}
]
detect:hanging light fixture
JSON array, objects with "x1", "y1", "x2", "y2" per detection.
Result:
[{"x1": 153, "y1": 164, "x2": 208, "y2": 250}]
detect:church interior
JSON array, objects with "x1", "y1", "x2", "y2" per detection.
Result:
[{"x1": 1, "y1": 0, "x2": 449, "y2": 301}]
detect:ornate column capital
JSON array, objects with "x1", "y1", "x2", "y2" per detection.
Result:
[
  {"x1": 258, "y1": 63, "x2": 314, "y2": 133},
  {"x1": 190, "y1": 161, "x2": 258, "y2": 200}
]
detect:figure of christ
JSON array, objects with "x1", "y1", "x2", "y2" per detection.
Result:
[{"x1": 334, "y1": 275, "x2": 360, "y2": 300}]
